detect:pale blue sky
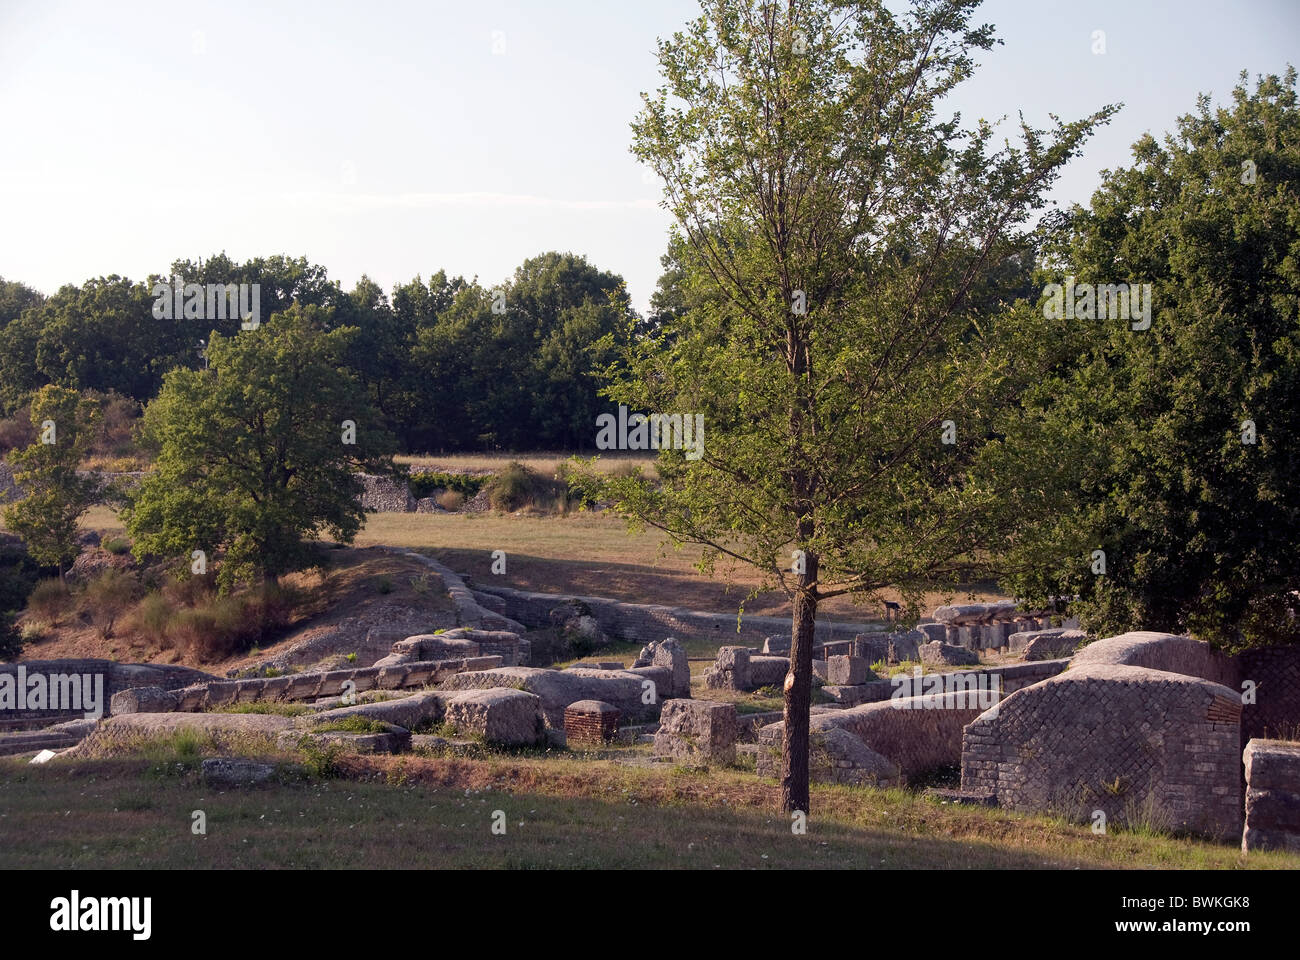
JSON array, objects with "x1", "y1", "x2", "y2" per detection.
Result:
[{"x1": 1, "y1": 0, "x2": 1295, "y2": 313}]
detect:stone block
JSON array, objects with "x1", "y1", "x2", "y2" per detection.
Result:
[
  {"x1": 201, "y1": 757, "x2": 276, "y2": 787},
  {"x1": 1243, "y1": 739, "x2": 1300, "y2": 853},
  {"x1": 749, "y1": 655, "x2": 789, "y2": 689},
  {"x1": 704, "y1": 646, "x2": 751, "y2": 690},
  {"x1": 919, "y1": 641, "x2": 980, "y2": 667},
  {"x1": 1023, "y1": 629, "x2": 1087, "y2": 661},
  {"x1": 827, "y1": 655, "x2": 876, "y2": 686},
  {"x1": 446, "y1": 687, "x2": 545, "y2": 746},
  {"x1": 653, "y1": 698, "x2": 737, "y2": 764},
  {"x1": 109, "y1": 686, "x2": 178, "y2": 715}
]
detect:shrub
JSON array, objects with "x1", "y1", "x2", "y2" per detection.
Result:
[
  {"x1": 161, "y1": 572, "x2": 216, "y2": 608},
  {"x1": 0, "y1": 409, "x2": 35, "y2": 455},
  {"x1": 375, "y1": 575, "x2": 393, "y2": 595},
  {"x1": 102, "y1": 536, "x2": 131, "y2": 555},
  {"x1": 83, "y1": 567, "x2": 142, "y2": 639},
  {"x1": 436, "y1": 490, "x2": 464, "y2": 511},
  {"x1": 408, "y1": 471, "x2": 485, "y2": 499},
  {"x1": 126, "y1": 592, "x2": 172, "y2": 646},
  {"x1": 484, "y1": 461, "x2": 570, "y2": 513},
  {"x1": 26, "y1": 578, "x2": 72, "y2": 623},
  {"x1": 0, "y1": 613, "x2": 23, "y2": 660},
  {"x1": 314, "y1": 715, "x2": 391, "y2": 734},
  {"x1": 165, "y1": 583, "x2": 298, "y2": 663}
]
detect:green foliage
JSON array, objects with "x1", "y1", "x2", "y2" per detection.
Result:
[
  {"x1": 1005, "y1": 70, "x2": 1300, "y2": 650},
  {"x1": 82, "y1": 567, "x2": 142, "y2": 640},
  {"x1": 124, "y1": 307, "x2": 398, "y2": 590},
  {"x1": 313, "y1": 715, "x2": 390, "y2": 734},
  {"x1": 0, "y1": 612, "x2": 23, "y2": 660},
  {"x1": 0, "y1": 276, "x2": 165, "y2": 415},
  {"x1": 102, "y1": 537, "x2": 131, "y2": 555},
  {"x1": 484, "y1": 461, "x2": 569, "y2": 512},
  {"x1": 605, "y1": 0, "x2": 1114, "y2": 810},
  {"x1": 407, "y1": 471, "x2": 484, "y2": 499},
  {"x1": 2, "y1": 385, "x2": 101, "y2": 574},
  {"x1": 25, "y1": 577, "x2": 72, "y2": 622},
  {"x1": 0, "y1": 534, "x2": 39, "y2": 616}
]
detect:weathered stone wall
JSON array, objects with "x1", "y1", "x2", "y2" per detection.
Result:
[
  {"x1": 1071, "y1": 632, "x2": 1300, "y2": 746},
  {"x1": 439, "y1": 664, "x2": 664, "y2": 728},
  {"x1": 133, "y1": 656, "x2": 502, "y2": 714},
  {"x1": 961, "y1": 663, "x2": 1243, "y2": 839},
  {"x1": 1237, "y1": 646, "x2": 1300, "y2": 742},
  {"x1": 760, "y1": 694, "x2": 981, "y2": 782},
  {"x1": 0, "y1": 660, "x2": 216, "y2": 729},
  {"x1": 822, "y1": 659, "x2": 1069, "y2": 707},
  {"x1": 359, "y1": 474, "x2": 416, "y2": 513},
  {"x1": 1072, "y1": 631, "x2": 1238, "y2": 687},
  {"x1": 1242, "y1": 738, "x2": 1300, "y2": 852}
]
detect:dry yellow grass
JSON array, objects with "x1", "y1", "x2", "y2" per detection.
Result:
[{"x1": 65, "y1": 505, "x2": 1007, "y2": 621}]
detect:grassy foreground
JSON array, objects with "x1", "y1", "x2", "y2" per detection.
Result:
[{"x1": 1, "y1": 738, "x2": 1294, "y2": 870}]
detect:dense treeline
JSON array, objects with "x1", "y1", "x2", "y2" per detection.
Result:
[{"x1": 0, "y1": 250, "x2": 636, "y2": 454}]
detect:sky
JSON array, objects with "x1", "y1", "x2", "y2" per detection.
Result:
[{"x1": 0, "y1": 0, "x2": 1296, "y2": 315}]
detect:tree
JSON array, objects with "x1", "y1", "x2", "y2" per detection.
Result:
[
  {"x1": 2, "y1": 385, "x2": 101, "y2": 577},
  {"x1": 608, "y1": 0, "x2": 1115, "y2": 813},
  {"x1": 0, "y1": 276, "x2": 178, "y2": 415},
  {"x1": 124, "y1": 306, "x2": 397, "y2": 590},
  {"x1": 1004, "y1": 69, "x2": 1300, "y2": 652},
  {"x1": 0, "y1": 277, "x2": 45, "y2": 329},
  {"x1": 409, "y1": 252, "x2": 634, "y2": 451}
]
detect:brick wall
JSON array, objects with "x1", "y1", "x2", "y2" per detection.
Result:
[{"x1": 961, "y1": 663, "x2": 1243, "y2": 839}]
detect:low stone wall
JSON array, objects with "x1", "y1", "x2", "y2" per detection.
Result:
[
  {"x1": 439, "y1": 664, "x2": 665, "y2": 728},
  {"x1": 471, "y1": 582, "x2": 884, "y2": 647},
  {"x1": 822, "y1": 659, "x2": 1069, "y2": 707},
  {"x1": 1237, "y1": 646, "x2": 1300, "y2": 743},
  {"x1": 1072, "y1": 631, "x2": 1238, "y2": 687},
  {"x1": 394, "y1": 550, "x2": 527, "y2": 634},
  {"x1": 359, "y1": 474, "x2": 416, "y2": 512},
  {"x1": 961, "y1": 663, "x2": 1243, "y2": 839},
  {"x1": 136, "y1": 656, "x2": 502, "y2": 714},
  {"x1": 760, "y1": 694, "x2": 982, "y2": 782},
  {"x1": 1071, "y1": 632, "x2": 1300, "y2": 746},
  {"x1": 1242, "y1": 739, "x2": 1300, "y2": 852},
  {"x1": 0, "y1": 660, "x2": 217, "y2": 729}
]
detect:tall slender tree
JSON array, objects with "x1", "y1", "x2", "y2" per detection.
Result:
[{"x1": 607, "y1": 0, "x2": 1116, "y2": 813}]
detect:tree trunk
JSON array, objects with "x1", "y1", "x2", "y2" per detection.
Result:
[{"x1": 781, "y1": 552, "x2": 818, "y2": 814}]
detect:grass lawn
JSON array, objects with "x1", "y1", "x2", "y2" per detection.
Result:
[
  {"x1": 70, "y1": 506, "x2": 1007, "y2": 623},
  {"x1": 1, "y1": 742, "x2": 1293, "y2": 870}
]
